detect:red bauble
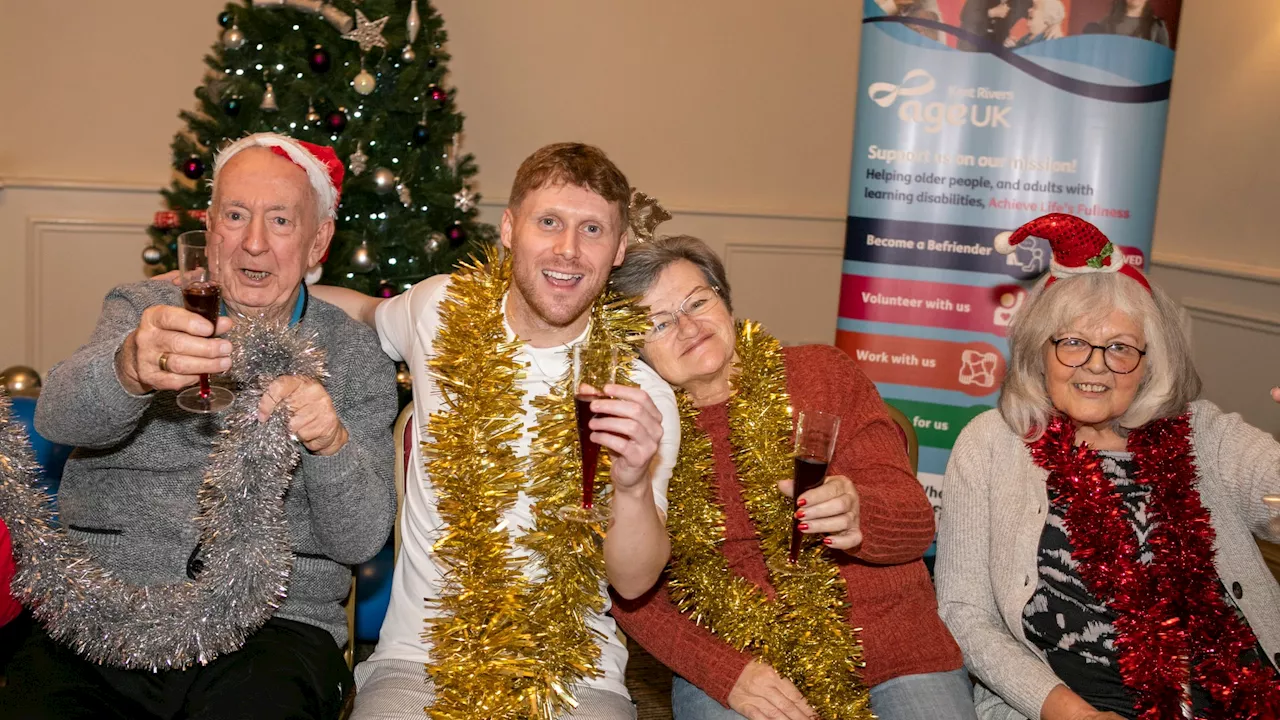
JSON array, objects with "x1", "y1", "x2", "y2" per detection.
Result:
[
  {"x1": 446, "y1": 225, "x2": 467, "y2": 245},
  {"x1": 376, "y1": 281, "x2": 397, "y2": 298},
  {"x1": 430, "y1": 86, "x2": 448, "y2": 103}
]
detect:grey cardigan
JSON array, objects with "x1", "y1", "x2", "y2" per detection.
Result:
[
  {"x1": 936, "y1": 401, "x2": 1280, "y2": 719},
  {"x1": 35, "y1": 282, "x2": 397, "y2": 646}
]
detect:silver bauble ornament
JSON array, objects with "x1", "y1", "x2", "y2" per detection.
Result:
[
  {"x1": 407, "y1": 0, "x2": 422, "y2": 44},
  {"x1": 352, "y1": 69, "x2": 376, "y2": 96},
  {"x1": 141, "y1": 246, "x2": 163, "y2": 265},
  {"x1": 425, "y1": 232, "x2": 445, "y2": 254},
  {"x1": 0, "y1": 365, "x2": 42, "y2": 398},
  {"x1": 221, "y1": 25, "x2": 246, "y2": 50},
  {"x1": 372, "y1": 168, "x2": 396, "y2": 194},
  {"x1": 400, "y1": 45, "x2": 415, "y2": 63},
  {"x1": 260, "y1": 83, "x2": 278, "y2": 112},
  {"x1": 351, "y1": 242, "x2": 374, "y2": 272}
]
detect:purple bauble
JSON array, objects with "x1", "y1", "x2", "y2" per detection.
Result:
[
  {"x1": 309, "y1": 46, "x2": 331, "y2": 74},
  {"x1": 181, "y1": 156, "x2": 205, "y2": 179},
  {"x1": 376, "y1": 281, "x2": 397, "y2": 298},
  {"x1": 447, "y1": 225, "x2": 467, "y2": 245},
  {"x1": 325, "y1": 110, "x2": 348, "y2": 134}
]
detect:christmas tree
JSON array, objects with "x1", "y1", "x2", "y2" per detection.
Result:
[{"x1": 144, "y1": 0, "x2": 493, "y2": 298}]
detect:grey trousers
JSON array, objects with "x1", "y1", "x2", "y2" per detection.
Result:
[{"x1": 352, "y1": 658, "x2": 637, "y2": 720}]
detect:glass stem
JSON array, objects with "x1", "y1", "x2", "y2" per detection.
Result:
[{"x1": 198, "y1": 374, "x2": 211, "y2": 400}]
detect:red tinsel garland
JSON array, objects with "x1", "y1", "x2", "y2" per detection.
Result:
[{"x1": 1029, "y1": 413, "x2": 1280, "y2": 720}]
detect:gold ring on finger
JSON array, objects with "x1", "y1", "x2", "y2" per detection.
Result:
[{"x1": 158, "y1": 353, "x2": 170, "y2": 373}]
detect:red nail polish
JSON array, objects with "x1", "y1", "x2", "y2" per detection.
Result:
[
  {"x1": 797, "y1": 498, "x2": 807, "y2": 507},
  {"x1": 798, "y1": 523, "x2": 809, "y2": 531},
  {"x1": 795, "y1": 510, "x2": 805, "y2": 519},
  {"x1": 823, "y1": 537, "x2": 833, "y2": 545}
]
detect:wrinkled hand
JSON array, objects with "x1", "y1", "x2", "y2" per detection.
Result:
[
  {"x1": 779, "y1": 474, "x2": 862, "y2": 551},
  {"x1": 582, "y1": 383, "x2": 663, "y2": 497},
  {"x1": 727, "y1": 661, "x2": 817, "y2": 720},
  {"x1": 117, "y1": 306, "x2": 234, "y2": 395},
  {"x1": 258, "y1": 376, "x2": 348, "y2": 456},
  {"x1": 988, "y1": 2, "x2": 1010, "y2": 18}
]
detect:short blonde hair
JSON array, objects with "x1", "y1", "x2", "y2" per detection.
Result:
[{"x1": 999, "y1": 272, "x2": 1201, "y2": 439}]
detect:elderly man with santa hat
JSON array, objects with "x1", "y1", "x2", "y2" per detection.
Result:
[{"x1": 2, "y1": 133, "x2": 396, "y2": 720}]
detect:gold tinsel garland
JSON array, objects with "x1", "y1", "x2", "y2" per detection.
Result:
[
  {"x1": 665, "y1": 321, "x2": 874, "y2": 719},
  {"x1": 422, "y1": 251, "x2": 649, "y2": 720}
]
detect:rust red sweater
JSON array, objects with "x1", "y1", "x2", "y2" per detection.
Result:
[{"x1": 612, "y1": 344, "x2": 963, "y2": 706}]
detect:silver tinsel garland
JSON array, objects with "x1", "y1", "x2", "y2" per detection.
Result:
[{"x1": 0, "y1": 319, "x2": 326, "y2": 671}]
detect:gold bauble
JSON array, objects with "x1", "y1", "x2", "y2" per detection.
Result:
[{"x1": 0, "y1": 365, "x2": 42, "y2": 398}]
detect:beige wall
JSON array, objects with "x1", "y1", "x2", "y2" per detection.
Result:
[{"x1": 2, "y1": 0, "x2": 1278, "y2": 432}]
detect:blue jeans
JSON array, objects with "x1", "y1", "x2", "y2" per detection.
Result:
[{"x1": 672, "y1": 669, "x2": 977, "y2": 720}]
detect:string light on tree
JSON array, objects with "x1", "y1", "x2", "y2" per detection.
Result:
[{"x1": 144, "y1": 0, "x2": 493, "y2": 291}]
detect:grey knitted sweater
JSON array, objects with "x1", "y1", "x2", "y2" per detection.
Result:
[
  {"x1": 936, "y1": 401, "x2": 1280, "y2": 719},
  {"x1": 34, "y1": 281, "x2": 397, "y2": 647}
]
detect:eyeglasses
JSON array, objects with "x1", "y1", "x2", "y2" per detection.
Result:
[
  {"x1": 647, "y1": 286, "x2": 721, "y2": 340},
  {"x1": 1050, "y1": 337, "x2": 1147, "y2": 374}
]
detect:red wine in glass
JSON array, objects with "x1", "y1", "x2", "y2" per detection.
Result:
[
  {"x1": 786, "y1": 410, "x2": 841, "y2": 563},
  {"x1": 559, "y1": 343, "x2": 621, "y2": 524},
  {"x1": 789, "y1": 456, "x2": 830, "y2": 563},
  {"x1": 175, "y1": 231, "x2": 235, "y2": 414},
  {"x1": 574, "y1": 394, "x2": 603, "y2": 510},
  {"x1": 183, "y1": 281, "x2": 222, "y2": 401}
]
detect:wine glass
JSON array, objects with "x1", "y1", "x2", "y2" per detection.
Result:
[
  {"x1": 788, "y1": 410, "x2": 841, "y2": 563},
  {"x1": 175, "y1": 231, "x2": 235, "y2": 414},
  {"x1": 559, "y1": 343, "x2": 622, "y2": 524}
]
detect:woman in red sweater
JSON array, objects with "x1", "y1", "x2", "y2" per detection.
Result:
[{"x1": 609, "y1": 235, "x2": 972, "y2": 720}]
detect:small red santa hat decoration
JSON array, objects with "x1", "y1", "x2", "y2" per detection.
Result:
[
  {"x1": 213, "y1": 133, "x2": 345, "y2": 282},
  {"x1": 994, "y1": 213, "x2": 1151, "y2": 292}
]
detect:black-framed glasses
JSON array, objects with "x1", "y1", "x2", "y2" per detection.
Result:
[
  {"x1": 647, "y1": 286, "x2": 721, "y2": 340},
  {"x1": 1050, "y1": 337, "x2": 1147, "y2": 374}
]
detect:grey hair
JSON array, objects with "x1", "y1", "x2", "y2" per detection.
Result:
[
  {"x1": 999, "y1": 271, "x2": 1201, "y2": 440},
  {"x1": 610, "y1": 234, "x2": 733, "y2": 312}
]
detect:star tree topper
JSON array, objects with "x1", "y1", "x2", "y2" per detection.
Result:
[{"x1": 342, "y1": 10, "x2": 389, "y2": 53}]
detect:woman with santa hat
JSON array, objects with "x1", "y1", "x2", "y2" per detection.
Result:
[{"x1": 936, "y1": 213, "x2": 1280, "y2": 720}]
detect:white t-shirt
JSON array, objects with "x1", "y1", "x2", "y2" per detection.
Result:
[{"x1": 366, "y1": 274, "x2": 680, "y2": 700}]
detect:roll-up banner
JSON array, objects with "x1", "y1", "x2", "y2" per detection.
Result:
[{"x1": 839, "y1": 0, "x2": 1182, "y2": 517}]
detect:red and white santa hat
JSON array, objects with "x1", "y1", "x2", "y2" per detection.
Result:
[
  {"x1": 994, "y1": 213, "x2": 1151, "y2": 292},
  {"x1": 213, "y1": 133, "x2": 345, "y2": 221}
]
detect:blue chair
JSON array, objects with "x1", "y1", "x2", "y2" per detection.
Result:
[
  {"x1": 351, "y1": 404, "x2": 413, "y2": 646},
  {"x1": 9, "y1": 396, "x2": 71, "y2": 521}
]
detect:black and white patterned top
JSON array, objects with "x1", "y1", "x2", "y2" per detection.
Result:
[{"x1": 1021, "y1": 451, "x2": 1270, "y2": 718}]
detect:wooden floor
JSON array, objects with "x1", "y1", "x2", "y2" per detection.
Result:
[{"x1": 624, "y1": 641, "x2": 674, "y2": 720}]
